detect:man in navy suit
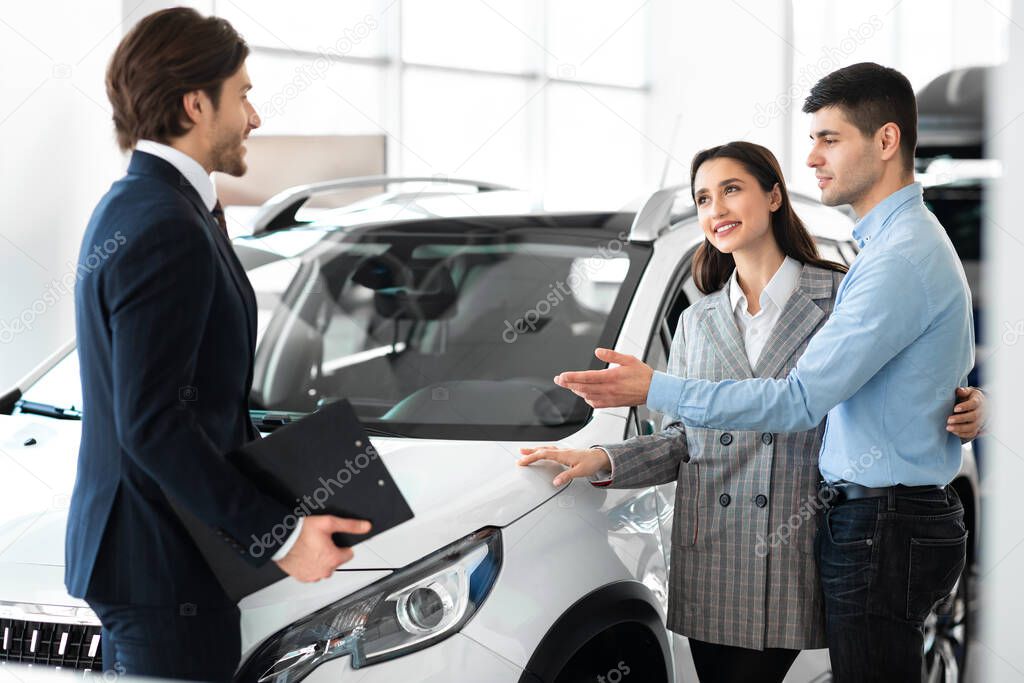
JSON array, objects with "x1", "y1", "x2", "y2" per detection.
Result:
[{"x1": 67, "y1": 9, "x2": 369, "y2": 680}]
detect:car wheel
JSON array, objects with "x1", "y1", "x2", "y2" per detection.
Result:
[{"x1": 923, "y1": 563, "x2": 973, "y2": 682}]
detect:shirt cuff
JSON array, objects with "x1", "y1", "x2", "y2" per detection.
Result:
[
  {"x1": 588, "y1": 446, "x2": 615, "y2": 487},
  {"x1": 271, "y1": 517, "x2": 304, "y2": 561},
  {"x1": 646, "y1": 371, "x2": 677, "y2": 416}
]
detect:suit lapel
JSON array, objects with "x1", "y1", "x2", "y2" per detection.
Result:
[
  {"x1": 752, "y1": 264, "x2": 832, "y2": 379},
  {"x1": 699, "y1": 289, "x2": 754, "y2": 379},
  {"x1": 188, "y1": 199, "x2": 260, "y2": 398},
  {"x1": 203, "y1": 217, "x2": 258, "y2": 356},
  {"x1": 177, "y1": 184, "x2": 258, "y2": 358}
]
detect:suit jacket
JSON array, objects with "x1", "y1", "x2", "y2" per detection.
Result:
[
  {"x1": 66, "y1": 151, "x2": 291, "y2": 607},
  {"x1": 600, "y1": 264, "x2": 844, "y2": 650}
]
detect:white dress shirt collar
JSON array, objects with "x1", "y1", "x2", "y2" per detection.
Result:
[
  {"x1": 135, "y1": 139, "x2": 217, "y2": 212},
  {"x1": 728, "y1": 255, "x2": 802, "y2": 317}
]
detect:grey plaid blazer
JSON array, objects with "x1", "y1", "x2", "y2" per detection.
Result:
[{"x1": 599, "y1": 263, "x2": 844, "y2": 651}]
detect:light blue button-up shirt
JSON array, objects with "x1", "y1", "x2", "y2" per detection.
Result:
[{"x1": 647, "y1": 182, "x2": 974, "y2": 486}]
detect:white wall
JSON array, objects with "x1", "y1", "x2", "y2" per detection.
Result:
[
  {"x1": 648, "y1": 0, "x2": 793, "y2": 188},
  {"x1": 0, "y1": 1, "x2": 126, "y2": 392},
  {"x1": 980, "y1": 0, "x2": 1024, "y2": 678}
]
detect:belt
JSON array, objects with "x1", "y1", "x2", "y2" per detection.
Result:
[{"x1": 818, "y1": 480, "x2": 944, "y2": 506}]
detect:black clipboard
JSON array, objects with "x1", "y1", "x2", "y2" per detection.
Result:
[{"x1": 171, "y1": 399, "x2": 414, "y2": 602}]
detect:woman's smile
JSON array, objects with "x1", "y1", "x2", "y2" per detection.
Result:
[{"x1": 714, "y1": 220, "x2": 742, "y2": 240}]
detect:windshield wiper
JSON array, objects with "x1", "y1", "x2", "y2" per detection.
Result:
[
  {"x1": 249, "y1": 409, "x2": 407, "y2": 438},
  {"x1": 16, "y1": 400, "x2": 82, "y2": 420},
  {"x1": 361, "y1": 423, "x2": 407, "y2": 439},
  {"x1": 7, "y1": 400, "x2": 409, "y2": 434}
]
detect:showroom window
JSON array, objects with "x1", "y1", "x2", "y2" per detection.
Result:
[
  {"x1": 785, "y1": 0, "x2": 1010, "y2": 190},
  {"x1": 214, "y1": 0, "x2": 653, "y2": 210}
]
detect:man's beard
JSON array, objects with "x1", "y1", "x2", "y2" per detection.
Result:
[
  {"x1": 821, "y1": 166, "x2": 876, "y2": 209},
  {"x1": 210, "y1": 131, "x2": 246, "y2": 177}
]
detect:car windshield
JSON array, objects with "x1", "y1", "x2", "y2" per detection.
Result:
[
  {"x1": 244, "y1": 216, "x2": 647, "y2": 439},
  {"x1": 22, "y1": 214, "x2": 648, "y2": 440}
]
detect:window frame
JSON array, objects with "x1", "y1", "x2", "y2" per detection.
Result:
[{"x1": 217, "y1": 0, "x2": 651, "y2": 196}]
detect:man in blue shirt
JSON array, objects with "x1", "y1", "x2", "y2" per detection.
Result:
[{"x1": 550, "y1": 64, "x2": 980, "y2": 681}]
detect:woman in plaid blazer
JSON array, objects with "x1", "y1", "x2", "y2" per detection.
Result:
[{"x1": 521, "y1": 141, "x2": 848, "y2": 682}]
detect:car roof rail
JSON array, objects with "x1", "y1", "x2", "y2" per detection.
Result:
[
  {"x1": 252, "y1": 175, "x2": 515, "y2": 234},
  {"x1": 628, "y1": 184, "x2": 696, "y2": 242}
]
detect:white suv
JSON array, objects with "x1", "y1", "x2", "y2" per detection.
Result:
[{"x1": 0, "y1": 178, "x2": 979, "y2": 681}]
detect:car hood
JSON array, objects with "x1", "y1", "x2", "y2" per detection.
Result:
[{"x1": 0, "y1": 411, "x2": 625, "y2": 572}]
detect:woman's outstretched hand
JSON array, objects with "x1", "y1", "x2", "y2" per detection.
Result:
[{"x1": 517, "y1": 445, "x2": 612, "y2": 486}]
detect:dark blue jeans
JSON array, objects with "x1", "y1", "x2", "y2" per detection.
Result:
[
  {"x1": 815, "y1": 486, "x2": 967, "y2": 682},
  {"x1": 86, "y1": 601, "x2": 241, "y2": 681}
]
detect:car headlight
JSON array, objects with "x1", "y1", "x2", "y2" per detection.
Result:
[{"x1": 238, "y1": 527, "x2": 502, "y2": 682}]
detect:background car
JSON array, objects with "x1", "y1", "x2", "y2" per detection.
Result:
[{"x1": 0, "y1": 177, "x2": 979, "y2": 681}]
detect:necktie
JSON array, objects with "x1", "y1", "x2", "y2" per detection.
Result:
[{"x1": 211, "y1": 200, "x2": 229, "y2": 238}]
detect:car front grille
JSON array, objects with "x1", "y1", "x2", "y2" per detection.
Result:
[{"x1": 0, "y1": 618, "x2": 102, "y2": 670}]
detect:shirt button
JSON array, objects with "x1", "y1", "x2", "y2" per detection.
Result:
[
  {"x1": 754, "y1": 494, "x2": 768, "y2": 508},
  {"x1": 761, "y1": 433, "x2": 773, "y2": 445},
  {"x1": 720, "y1": 433, "x2": 733, "y2": 446},
  {"x1": 719, "y1": 493, "x2": 732, "y2": 507}
]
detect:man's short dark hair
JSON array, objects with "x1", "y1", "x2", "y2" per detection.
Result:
[
  {"x1": 802, "y1": 62, "x2": 918, "y2": 172},
  {"x1": 106, "y1": 8, "x2": 249, "y2": 151}
]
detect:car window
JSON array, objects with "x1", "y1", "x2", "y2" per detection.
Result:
[
  {"x1": 247, "y1": 225, "x2": 649, "y2": 439},
  {"x1": 19, "y1": 349, "x2": 81, "y2": 410}
]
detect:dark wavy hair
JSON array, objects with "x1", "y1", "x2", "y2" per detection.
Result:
[
  {"x1": 106, "y1": 7, "x2": 249, "y2": 151},
  {"x1": 689, "y1": 141, "x2": 847, "y2": 295}
]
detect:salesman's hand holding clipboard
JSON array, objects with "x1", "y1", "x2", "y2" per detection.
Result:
[
  {"x1": 171, "y1": 399, "x2": 414, "y2": 602},
  {"x1": 275, "y1": 515, "x2": 373, "y2": 582}
]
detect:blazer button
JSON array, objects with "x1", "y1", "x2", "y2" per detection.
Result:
[
  {"x1": 719, "y1": 433, "x2": 733, "y2": 446},
  {"x1": 761, "y1": 433, "x2": 773, "y2": 445},
  {"x1": 719, "y1": 493, "x2": 731, "y2": 507},
  {"x1": 754, "y1": 494, "x2": 768, "y2": 508}
]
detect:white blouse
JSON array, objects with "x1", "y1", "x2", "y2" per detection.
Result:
[{"x1": 727, "y1": 256, "x2": 802, "y2": 369}]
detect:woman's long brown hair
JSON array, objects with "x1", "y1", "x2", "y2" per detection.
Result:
[{"x1": 689, "y1": 141, "x2": 848, "y2": 295}]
